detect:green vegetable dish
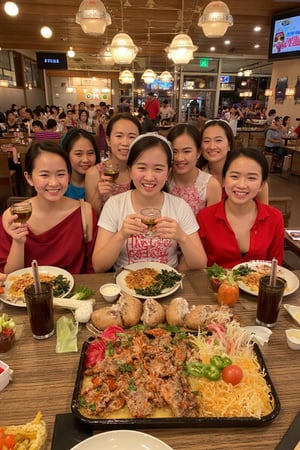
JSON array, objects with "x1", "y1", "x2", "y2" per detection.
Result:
[
  {"x1": 49, "y1": 275, "x2": 71, "y2": 297},
  {"x1": 135, "y1": 269, "x2": 182, "y2": 296}
]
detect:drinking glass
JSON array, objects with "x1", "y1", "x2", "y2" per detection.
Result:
[
  {"x1": 141, "y1": 208, "x2": 161, "y2": 237},
  {"x1": 103, "y1": 163, "x2": 120, "y2": 183},
  {"x1": 10, "y1": 201, "x2": 32, "y2": 224},
  {"x1": 256, "y1": 276, "x2": 286, "y2": 328},
  {"x1": 24, "y1": 282, "x2": 54, "y2": 340}
]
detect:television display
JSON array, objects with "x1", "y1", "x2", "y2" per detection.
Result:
[
  {"x1": 148, "y1": 79, "x2": 173, "y2": 90},
  {"x1": 220, "y1": 75, "x2": 230, "y2": 83},
  {"x1": 268, "y1": 8, "x2": 300, "y2": 61},
  {"x1": 36, "y1": 52, "x2": 68, "y2": 70}
]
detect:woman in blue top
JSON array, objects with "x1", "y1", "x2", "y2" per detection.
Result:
[{"x1": 63, "y1": 128, "x2": 99, "y2": 200}]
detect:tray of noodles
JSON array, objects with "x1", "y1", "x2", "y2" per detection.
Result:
[{"x1": 71, "y1": 324, "x2": 280, "y2": 428}]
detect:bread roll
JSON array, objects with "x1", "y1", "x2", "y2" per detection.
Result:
[
  {"x1": 185, "y1": 304, "x2": 233, "y2": 330},
  {"x1": 166, "y1": 297, "x2": 189, "y2": 326},
  {"x1": 91, "y1": 306, "x2": 123, "y2": 330},
  {"x1": 117, "y1": 292, "x2": 143, "y2": 327},
  {"x1": 141, "y1": 298, "x2": 165, "y2": 327}
]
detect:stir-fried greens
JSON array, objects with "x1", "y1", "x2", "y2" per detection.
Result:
[{"x1": 134, "y1": 269, "x2": 182, "y2": 296}]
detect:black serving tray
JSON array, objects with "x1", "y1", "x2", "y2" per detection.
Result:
[{"x1": 71, "y1": 338, "x2": 280, "y2": 429}]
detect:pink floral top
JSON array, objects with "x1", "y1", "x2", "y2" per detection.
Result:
[{"x1": 168, "y1": 169, "x2": 212, "y2": 216}]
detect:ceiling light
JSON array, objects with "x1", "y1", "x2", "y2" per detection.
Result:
[
  {"x1": 67, "y1": 46, "x2": 75, "y2": 58},
  {"x1": 224, "y1": 40, "x2": 230, "y2": 45},
  {"x1": 141, "y1": 69, "x2": 156, "y2": 84},
  {"x1": 110, "y1": 32, "x2": 138, "y2": 64},
  {"x1": 198, "y1": 1, "x2": 233, "y2": 38},
  {"x1": 76, "y1": 0, "x2": 111, "y2": 36},
  {"x1": 165, "y1": 34, "x2": 198, "y2": 65},
  {"x1": 4, "y1": 1, "x2": 19, "y2": 16},
  {"x1": 210, "y1": 46, "x2": 216, "y2": 51},
  {"x1": 243, "y1": 69, "x2": 252, "y2": 77},
  {"x1": 254, "y1": 26, "x2": 261, "y2": 32},
  {"x1": 159, "y1": 71, "x2": 174, "y2": 82},
  {"x1": 98, "y1": 44, "x2": 114, "y2": 65},
  {"x1": 119, "y1": 69, "x2": 134, "y2": 84},
  {"x1": 254, "y1": 44, "x2": 260, "y2": 49},
  {"x1": 40, "y1": 26, "x2": 53, "y2": 39}
]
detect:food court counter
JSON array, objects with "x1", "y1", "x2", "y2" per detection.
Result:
[{"x1": 1, "y1": 270, "x2": 300, "y2": 450}]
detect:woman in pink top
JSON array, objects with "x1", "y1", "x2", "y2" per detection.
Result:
[
  {"x1": 85, "y1": 113, "x2": 142, "y2": 215},
  {"x1": 167, "y1": 124, "x2": 222, "y2": 215}
]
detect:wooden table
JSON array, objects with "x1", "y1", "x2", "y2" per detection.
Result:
[
  {"x1": 1, "y1": 270, "x2": 300, "y2": 450},
  {"x1": 285, "y1": 228, "x2": 300, "y2": 258}
]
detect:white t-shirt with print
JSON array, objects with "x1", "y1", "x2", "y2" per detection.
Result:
[{"x1": 97, "y1": 190, "x2": 199, "y2": 270}]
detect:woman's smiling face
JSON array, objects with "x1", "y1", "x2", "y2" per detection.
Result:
[
  {"x1": 172, "y1": 132, "x2": 200, "y2": 176},
  {"x1": 129, "y1": 145, "x2": 170, "y2": 197},
  {"x1": 25, "y1": 152, "x2": 69, "y2": 200},
  {"x1": 69, "y1": 137, "x2": 96, "y2": 176},
  {"x1": 201, "y1": 124, "x2": 231, "y2": 164},
  {"x1": 224, "y1": 155, "x2": 264, "y2": 204}
]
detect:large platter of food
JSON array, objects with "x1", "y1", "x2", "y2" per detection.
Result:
[
  {"x1": 0, "y1": 266, "x2": 74, "y2": 307},
  {"x1": 115, "y1": 262, "x2": 182, "y2": 299},
  {"x1": 232, "y1": 260, "x2": 299, "y2": 297},
  {"x1": 71, "y1": 323, "x2": 280, "y2": 428}
]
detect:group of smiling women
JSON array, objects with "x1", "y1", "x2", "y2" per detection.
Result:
[{"x1": 0, "y1": 113, "x2": 284, "y2": 275}]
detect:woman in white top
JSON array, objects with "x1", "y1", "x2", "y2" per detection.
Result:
[
  {"x1": 92, "y1": 133, "x2": 207, "y2": 272},
  {"x1": 167, "y1": 123, "x2": 222, "y2": 215}
]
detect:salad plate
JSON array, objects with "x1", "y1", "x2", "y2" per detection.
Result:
[
  {"x1": 232, "y1": 260, "x2": 299, "y2": 297},
  {"x1": 115, "y1": 262, "x2": 182, "y2": 299},
  {"x1": 71, "y1": 430, "x2": 173, "y2": 450},
  {"x1": 0, "y1": 266, "x2": 74, "y2": 308}
]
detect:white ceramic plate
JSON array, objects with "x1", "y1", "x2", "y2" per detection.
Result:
[
  {"x1": 0, "y1": 266, "x2": 74, "y2": 308},
  {"x1": 115, "y1": 262, "x2": 182, "y2": 299},
  {"x1": 232, "y1": 260, "x2": 299, "y2": 297},
  {"x1": 71, "y1": 430, "x2": 173, "y2": 450}
]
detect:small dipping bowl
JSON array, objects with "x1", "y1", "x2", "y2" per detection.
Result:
[
  {"x1": 285, "y1": 329, "x2": 300, "y2": 350},
  {"x1": 0, "y1": 360, "x2": 10, "y2": 391},
  {"x1": 100, "y1": 283, "x2": 121, "y2": 303}
]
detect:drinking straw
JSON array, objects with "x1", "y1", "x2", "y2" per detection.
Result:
[
  {"x1": 32, "y1": 259, "x2": 42, "y2": 294},
  {"x1": 269, "y1": 257, "x2": 278, "y2": 287}
]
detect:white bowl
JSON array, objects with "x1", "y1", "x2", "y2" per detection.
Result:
[
  {"x1": 71, "y1": 430, "x2": 173, "y2": 450},
  {"x1": 285, "y1": 329, "x2": 300, "y2": 350},
  {"x1": 0, "y1": 360, "x2": 10, "y2": 391},
  {"x1": 99, "y1": 283, "x2": 121, "y2": 303}
]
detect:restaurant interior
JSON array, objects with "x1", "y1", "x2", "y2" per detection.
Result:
[{"x1": 1, "y1": 1, "x2": 300, "y2": 450}]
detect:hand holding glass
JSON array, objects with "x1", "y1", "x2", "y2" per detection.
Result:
[
  {"x1": 104, "y1": 163, "x2": 119, "y2": 183},
  {"x1": 141, "y1": 208, "x2": 161, "y2": 237},
  {"x1": 10, "y1": 201, "x2": 32, "y2": 223}
]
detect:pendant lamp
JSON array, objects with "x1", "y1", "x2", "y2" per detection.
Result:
[
  {"x1": 119, "y1": 69, "x2": 134, "y2": 84},
  {"x1": 76, "y1": 0, "x2": 111, "y2": 36},
  {"x1": 198, "y1": 1, "x2": 233, "y2": 38}
]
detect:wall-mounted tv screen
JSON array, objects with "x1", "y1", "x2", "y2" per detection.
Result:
[
  {"x1": 148, "y1": 79, "x2": 173, "y2": 90},
  {"x1": 36, "y1": 52, "x2": 68, "y2": 70},
  {"x1": 268, "y1": 8, "x2": 300, "y2": 61}
]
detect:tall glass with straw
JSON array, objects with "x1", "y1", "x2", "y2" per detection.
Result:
[
  {"x1": 24, "y1": 260, "x2": 55, "y2": 339},
  {"x1": 256, "y1": 258, "x2": 286, "y2": 328}
]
